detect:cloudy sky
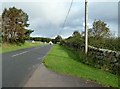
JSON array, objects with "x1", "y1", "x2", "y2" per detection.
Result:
[{"x1": 0, "y1": 0, "x2": 119, "y2": 38}]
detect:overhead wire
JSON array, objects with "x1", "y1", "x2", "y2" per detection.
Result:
[{"x1": 59, "y1": 0, "x2": 74, "y2": 36}]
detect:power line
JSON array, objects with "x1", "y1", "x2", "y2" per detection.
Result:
[{"x1": 59, "y1": 0, "x2": 73, "y2": 35}]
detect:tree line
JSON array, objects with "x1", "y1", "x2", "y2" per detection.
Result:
[
  {"x1": 61, "y1": 20, "x2": 119, "y2": 51},
  {"x1": 30, "y1": 35, "x2": 62, "y2": 44}
]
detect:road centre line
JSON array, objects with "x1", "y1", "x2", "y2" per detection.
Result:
[
  {"x1": 37, "y1": 57, "x2": 44, "y2": 60},
  {"x1": 11, "y1": 46, "x2": 45, "y2": 58},
  {"x1": 12, "y1": 51, "x2": 29, "y2": 57}
]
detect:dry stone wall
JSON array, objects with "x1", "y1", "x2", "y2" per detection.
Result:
[{"x1": 62, "y1": 42, "x2": 120, "y2": 74}]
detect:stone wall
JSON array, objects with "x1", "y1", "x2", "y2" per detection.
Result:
[
  {"x1": 88, "y1": 45, "x2": 120, "y2": 74},
  {"x1": 62, "y1": 42, "x2": 120, "y2": 74}
]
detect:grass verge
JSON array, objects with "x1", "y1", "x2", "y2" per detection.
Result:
[
  {"x1": 0, "y1": 42, "x2": 44, "y2": 54},
  {"x1": 43, "y1": 45, "x2": 118, "y2": 87}
]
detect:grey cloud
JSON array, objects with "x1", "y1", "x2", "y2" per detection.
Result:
[
  {"x1": 89, "y1": 2, "x2": 118, "y2": 24},
  {"x1": 1, "y1": 1, "x2": 118, "y2": 38}
]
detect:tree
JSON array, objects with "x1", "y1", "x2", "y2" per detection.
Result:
[
  {"x1": 90, "y1": 20, "x2": 110, "y2": 39},
  {"x1": 72, "y1": 31, "x2": 84, "y2": 44},
  {"x1": 65, "y1": 31, "x2": 84, "y2": 46},
  {"x1": 72, "y1": 31, "x2": 81, "y2": 37},
  {"x1": 2, "y1": 7, "x2": 31, "y2": 43},
  {"x1": 81, "y1": 20, "x2": 117, "y2": 49},
  {"x1": 24, "y1": 29, "x2": 34, "y2": 40},
  {"x1": 54, "y1": 35, "x2": 62, "y2": 44},
  {"x1": 82, "y1": 20, "x2": 110, "y2": 39}
]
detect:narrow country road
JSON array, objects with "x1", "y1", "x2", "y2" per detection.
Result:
[
  {"x1": 2, "y1": 45, "x2": 52, "y2": 87},
  {"x1": 2, "y1": 44, "x2": 102, "y2": 87}
]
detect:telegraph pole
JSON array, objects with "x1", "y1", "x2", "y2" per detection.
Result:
[{"x1": 85, "y1": 0, "x2": 88, "y2": 54}]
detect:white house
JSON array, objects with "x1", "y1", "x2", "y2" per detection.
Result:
[
  {"x1": 32, "y1": 40, "x2": 35, "y2": 43},
  {"x1": 49, "y1": 41, "x2": 53, "y2": 45}
]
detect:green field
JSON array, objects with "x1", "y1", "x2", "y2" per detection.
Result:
[
  {"x1": 43, "y1": 45, "x2": 118, "y2": 87},
  {"x1": 0, "y1": 42, "x2": 44, "y2": 54}
]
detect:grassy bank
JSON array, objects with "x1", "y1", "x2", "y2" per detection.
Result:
[
  {"x1": 43, "y1": 45, "x2": 118, "y2": 87},
  {"x1": 0, "y1": 42, "x2": 44, "y2": 53}
]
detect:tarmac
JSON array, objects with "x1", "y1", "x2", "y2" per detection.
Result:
[{"x1": 25, "y1": 63, "x2": 102, "y2": 87}]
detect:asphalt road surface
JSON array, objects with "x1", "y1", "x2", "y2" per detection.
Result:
[{"x1": 2, "y1": 45, "x2": 52, "y2": 87}]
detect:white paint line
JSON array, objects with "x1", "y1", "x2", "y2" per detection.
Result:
[
  {"x1": 12, "y1": 51, "x2": 29, "y2": 57},
  {"x1": 11, "y1": 45, "x2": 46, "y2": 58},
  {"x1": 29, "y1": 46, "x2": 44, "y2": 51},
  {"x1": 37, "y1": 57, "x2": 43, "y2": 60}
]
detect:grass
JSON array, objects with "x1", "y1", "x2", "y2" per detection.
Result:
[
  {"x1": 43, "y1": 45, "x2": 118, "y2": 87},
  {"x1": 0, "y1": 42, "x2": 44, "y2": 54}
]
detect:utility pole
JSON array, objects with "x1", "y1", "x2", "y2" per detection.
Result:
[{"x1": 85, "y1": 0, "x2": 88, "y2": 54}]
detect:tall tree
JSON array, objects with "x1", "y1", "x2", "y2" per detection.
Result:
[
  {"x1": 90, "y1": 20, "x2": 110, "y2": 39},
  {"x1": 2, "y1": 7, "x2": 31, "y2": 43},
  {"x1": 82, "y1": 20, "x2": 110, "y2": 39}
]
